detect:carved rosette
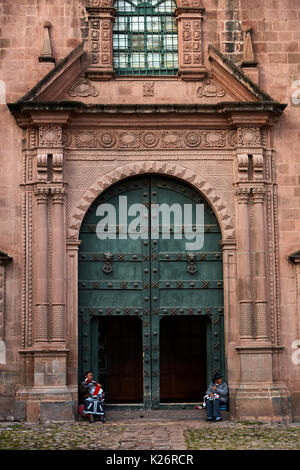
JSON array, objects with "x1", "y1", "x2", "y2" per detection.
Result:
[
  {"x1": 141, "y1": 132, "x2": 160, "y2": 148},
  {"x1": 63, "y1": 128, "x2": 238, "y2": 150},
  {"x1": 238, "y1": 127, "x2": 261, "y2": 147},
  {"x1": 39, "y1": 126, "x2": 62, "y2": 147}
]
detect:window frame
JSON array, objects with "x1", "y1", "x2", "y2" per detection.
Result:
[{"x1": 113, "y1": 0, "x2": 179, "y2": 76}]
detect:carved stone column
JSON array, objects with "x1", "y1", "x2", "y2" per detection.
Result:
[
  {"x1": 34, "y1": 188, "x2": 50, "y2": 343},
  {"x1": 85, "y1": 5, "x2": 115, "y2": 80},
  {"x1": 51, "y1": 188, "x2": 66, "y2": 342},
  {"x1": 175, "y1": 4, "x2": 207, "y2": 80},
  {"x1": 235, "y1": 187, "x2": 254, "y2": 340},
  {"x1": 252, "y1": 187, "x2": 269, "y2": 341}
]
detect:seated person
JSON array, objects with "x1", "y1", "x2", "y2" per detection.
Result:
[
  {"x1": 79, "y1": 371, "x2": 105, "y2": 423},
  {"x1": 205, "y1": 373, "x2": 228, "y2": 422}
]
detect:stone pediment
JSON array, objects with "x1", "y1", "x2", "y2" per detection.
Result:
[
  {"x1": 8, "y1": 40, "x2": 286, "y2": 131},
  {"x1": 15, "y1": 40, "x2": 278, "y2": 107}
]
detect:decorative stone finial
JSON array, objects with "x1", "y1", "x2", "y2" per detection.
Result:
[
  {"x1": 38, "y1": 21, "x2": 55, "y2": 63},
  {"x1": 242, "y1": 26, "x2": 257, "y2": 67}
]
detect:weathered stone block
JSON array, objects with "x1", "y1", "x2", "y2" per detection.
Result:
[{"x1": 40, "y1": 401, "x2": 75, "y2": 422}]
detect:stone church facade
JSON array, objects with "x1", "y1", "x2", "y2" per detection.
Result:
[{"x1": 0, "y1": 0, "x2": 300, "y2": 422}]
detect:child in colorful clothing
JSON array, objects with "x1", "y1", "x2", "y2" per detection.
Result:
[{"x1": 79, "y1": 371, "x2": 106, "y2": 423}]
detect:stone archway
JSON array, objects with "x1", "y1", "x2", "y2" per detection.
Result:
[
  {"x1": 68, "y1": 161, "x2": 235, "y2": 242},
  {"x1": 77, "y1": 172, "x2": 229, "y2": 410}
]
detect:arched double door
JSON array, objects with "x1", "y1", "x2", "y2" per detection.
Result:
[{"x1": 78, "y1": 174, "x2": 225, "y2": 409}]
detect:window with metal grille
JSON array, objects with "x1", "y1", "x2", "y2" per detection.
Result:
[{"x1": 113, "y1": 0, "x2": 178, "y2": 76}]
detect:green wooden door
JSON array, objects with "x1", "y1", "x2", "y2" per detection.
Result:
[{"x1": 78, "y1": 175, "x2": 224, "y2": 409}]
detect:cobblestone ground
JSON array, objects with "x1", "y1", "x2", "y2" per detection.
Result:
[{"x1": 0, "y1": 419, "x2": 300, "y2": 450}]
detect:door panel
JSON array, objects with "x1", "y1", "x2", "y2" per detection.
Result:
[
  {"x1": 160, "y1": 317, "x2": 207, "y2": 402},
  {"x1": 78, "y1": 174, "x2": 224, "y2": 408},
  {"x1": 100, "y1": 317, "x2": 143, "y2": 403}
]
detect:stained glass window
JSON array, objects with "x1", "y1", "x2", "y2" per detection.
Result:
[{"x1": 113, "y1": 0, "x2": 178, "y2": 76}]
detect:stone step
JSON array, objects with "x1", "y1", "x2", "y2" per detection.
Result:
[{"x1": 103, "y1": 408, "x2": 230, "y2": 421}]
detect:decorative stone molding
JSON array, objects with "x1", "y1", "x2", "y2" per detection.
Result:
[
  {"x1": 28, "y1": 129, "x2": 37, "y2": 148},
  {"x1": 175, "y1": 4, "x2": 207, "y2": 80},
  {"x1": 22, "y1": 193, "x2": 33, "y2": 348},
  {"x1": 82, "y1": 0, "x2": 112, "y2": 6},
  {"x1": 51, "y1": 186, "x2": 66, "y2": 204},
  {"x1": 75, "y1": 130, "x2": 97, "y2": 148},
  {"x1": 39, "y1": 126, "x2": 62, "y2": 148},
  {"x1": 68, "y1": 78, "x2": 99, "y2": 97},
  {"x1": 252, "y1": 153, "x2": 264, "y2": 181},
  {"x1": 58, "y1": 128, "x2": 239, "y2": 150},
  {"x1": 236, "y1": 152, "x2": 264, "y2": 182},
  {"x1": 238, "y1": 127, "x2": 261, "y2": 147},
  {"x1": 143, "y1": 83, "x2": 155, "y2": 97},
  {"x1": 51, "y1": 304, "x2": 66, "y2": 342},
  {"x1": 37, "y1": 153, "x2": 48, "y2": 183},
  {"x1": 34, "y1": 187, "x2": 50, "y2": 203},
  {"x1": 252, "y1": 187, "x2": 266, "y2": 203},
  {"x1": 52, "y1": 154, "x2": 64, "y2": 183},
  {"x1": 85, "y1": 4, "x2": 115, "y2": 80},
  {"x1": 239, "y1": 301, "x2": 254, "y2": 339},
  {"x1": 237, "y1": 154, "x2": 249, "y2": 181},
  {"x1": 68, "y1": 161, "x2": 235, "y2": 241},
  {"x1": 235, "y1": 187, "x2": 251, "y2": 204},
  {"x1": 196, "y1": 80, "x2": 225, "y2": 98},
  {"x1": 254, "y1": 301, "x2": 269, "y2": 340}
]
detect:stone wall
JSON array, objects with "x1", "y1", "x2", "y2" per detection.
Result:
[{"x1": 238, "y1": 0, "x2": 300, "y2": 419}]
